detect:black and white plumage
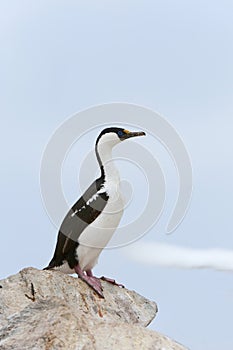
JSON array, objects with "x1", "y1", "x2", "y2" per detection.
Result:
[{"x1": 44, "y1": 127, "x2": 145, "y2": 297}]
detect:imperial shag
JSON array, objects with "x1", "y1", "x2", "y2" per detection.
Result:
[{"x1": 44, "y1": 127, "x2": 146, "y2": 297}]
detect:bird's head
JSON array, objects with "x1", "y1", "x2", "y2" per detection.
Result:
[{"x1": 96, "y1": 127, "x2": 146, "y2": 149}]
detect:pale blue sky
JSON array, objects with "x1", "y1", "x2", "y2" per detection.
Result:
[{"x1": 1, "y1": 2, "x2": 233, "y2": 349}]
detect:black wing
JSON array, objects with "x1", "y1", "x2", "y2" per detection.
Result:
[{"x1": 44, "y1": 176, "x2": 109, "y2": 269}]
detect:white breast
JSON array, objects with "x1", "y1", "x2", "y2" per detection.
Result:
[
  {"x1": 76, "y1": 137, "x2": 124, "y2": 272},
  {"x1": 76, "y1": 187, "x2": 124, "y2": 271}
]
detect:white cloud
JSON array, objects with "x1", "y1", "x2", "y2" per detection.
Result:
[{"x1": 124, "y1": 242, "x2": 233, "y2": 271}]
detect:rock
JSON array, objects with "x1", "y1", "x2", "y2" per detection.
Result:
[{"x1": 0, "y1": 267, "x2": 188, "y2": 350}]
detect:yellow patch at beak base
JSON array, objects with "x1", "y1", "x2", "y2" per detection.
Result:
[{"x1": 123, "y1": 129, "x2": 130, "y2": 134}]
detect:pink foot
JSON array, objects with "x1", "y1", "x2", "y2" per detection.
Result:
[
  {"x1": 100, "y1": 276, "x2": 124, "y2": 288},
  {"x1": 74, "y1": 265, "x2": 104, "y2": 298},
  {"x1": 82, "y1": 275, "x2": 104, "y2": 298}
]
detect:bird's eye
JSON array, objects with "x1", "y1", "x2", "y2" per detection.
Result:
[{"x1": 118, "y1": 130, "x2": 124, "y2": 137}]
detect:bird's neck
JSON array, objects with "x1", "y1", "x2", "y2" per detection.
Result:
[{"x1": 96, "y1": 143, "x2": 120, "y2": 184}]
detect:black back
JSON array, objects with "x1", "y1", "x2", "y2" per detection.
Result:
[{"x1": 44, "y1": 175, "x2": 109, "y2": 270}]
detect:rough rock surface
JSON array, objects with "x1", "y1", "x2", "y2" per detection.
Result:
[{"x1": 0, "y1": 267, "x2": 188, "y2": 350}]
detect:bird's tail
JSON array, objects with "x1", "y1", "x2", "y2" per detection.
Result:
[{"x1": 43, "y1": 259, "x2": 56, "y2": 270}]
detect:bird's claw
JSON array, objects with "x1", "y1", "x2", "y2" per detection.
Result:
[
  {"x1": 81, "y1": 275, "x2": 104, "y2": 298},
  {"x1": 100, "y1": 276, "x2": 125, "y2": 288}
]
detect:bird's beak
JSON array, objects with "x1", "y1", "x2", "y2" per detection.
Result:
[{"x1": 124, "y1": 130, "x2": 146, "y2": 139}]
